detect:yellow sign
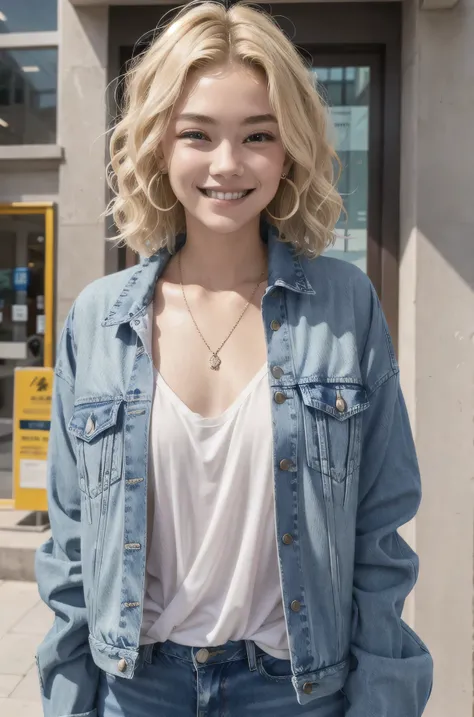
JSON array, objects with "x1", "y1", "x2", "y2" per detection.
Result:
[{"x1": 13, "y1": 367, "x2": 53, "y2": 511}]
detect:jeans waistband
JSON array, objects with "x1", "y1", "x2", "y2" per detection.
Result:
[{"x1": 140, "y1": 639, "x2": 266, "y2": 671}]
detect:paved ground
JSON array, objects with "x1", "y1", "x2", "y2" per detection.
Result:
[{"x1": 0, "y1": 580, "x2": 52, "y2": 716}]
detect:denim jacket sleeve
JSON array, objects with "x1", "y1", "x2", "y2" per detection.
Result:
[
  {"x1": 343, "y1": 287, "x2": 433, "y2": 715},
  {"x1": 35, "y1": 305, "x2": 99, "y2": 717}
]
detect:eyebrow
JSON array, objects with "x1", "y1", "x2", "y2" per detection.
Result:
[{"x1": 175, "y1": 113, "x2": 278, "y2": 125}]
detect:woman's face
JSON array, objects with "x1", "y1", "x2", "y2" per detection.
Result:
[{"x1": 160, "y1": 63, "x2": 288, "y2": 236}]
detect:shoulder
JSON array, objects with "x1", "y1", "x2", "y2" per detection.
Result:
[
  {"x1": 56, "y1": 262, "x2": 144, "y2": 385},
  {"x1": 73, "y1": 265, "x2": 140, "y2": 328},
  {"x1": 64, "y1": 262, "x2": 142, "y2": 357},
  {"x1": 301, "y1": 254, "x2": 399, "y2": 393},
  {"x1": 302, "y1": 253, "x2": 373, "y2": 297},
  {"x1": 74, "y1": 264, "x2": 139, "y2": 319},
  {"x1": 301, "y1": 254, "x2": 377, "y2": 332}
]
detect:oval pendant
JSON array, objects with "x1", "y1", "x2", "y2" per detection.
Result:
[{"x1": 209, "y1": 354, "x2": 221, "y2": 371}]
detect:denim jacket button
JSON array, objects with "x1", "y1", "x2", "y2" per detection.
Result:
[
  {"x1": 85, "y1": 416, "x2": 95, "y2": 436},
  {"x1": 117, "y1": 658, "x2": 127, "y2": 672},
  {"x1": 274, "y1": 391, "x2": 287, "y2": 404},
  {"x1": 270, "y1": 319, "x2": 281, "y2": 331},
  {"x1": 195, "y1": 648, "x2": 210, "y2": 664},
  {"x1": 290, "y1": 600, "x2": 301, "y2": 612},
  {"x1": 336, "y1": 396, "x2": 346, "y2": 413},
  {"x1": 279, "y1": 458, "x2": 293, "y2": 471},
  {"x1": 271, "y1": 366, "x2": 284, "y2": 379},
  {"x1": 302, "y1": 682, "x2": 313, "y2": 694},
  {"x1": 282, "y1": 533, "x2": 294, "y2": 545}
]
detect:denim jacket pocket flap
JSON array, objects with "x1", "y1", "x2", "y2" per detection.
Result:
[
  {"x1": 299, "y1": 383, "x2": 369, "y2": 422},
  {"x1": 68, "y1": 399, "x2": 122, "y2": 442}
]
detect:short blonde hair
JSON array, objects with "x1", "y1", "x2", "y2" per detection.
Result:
[{"x1": 107, "y1": 1, "x2": 343, "y2": 257}]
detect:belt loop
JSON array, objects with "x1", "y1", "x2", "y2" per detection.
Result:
[
  {"x1": 143, "y1": 643, "x2": 154, "y2": 665},
  {"x1": 245, "y1": 640, "x2": 257, "y2": 672}
]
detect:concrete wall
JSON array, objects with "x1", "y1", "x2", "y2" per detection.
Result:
[
  {"x1": 56, "y1": 0, "x2": 110, "y2": 331},
  {"x1": 399, "y1": 1, "x2": 474, "y2": 715},
  {"x1": 0, "y1": 164, "x2": 59, "y2": 202}
]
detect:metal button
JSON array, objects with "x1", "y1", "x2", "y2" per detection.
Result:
[
  {"x1": 290, "y1": 600, "x2": 301, "y2": 612},
  {"x1": 282, "y1": 533, "x2": 294, "y2": 545},
  {"x1": 85, "y1": 416, "x2": 95, "y2": 436},
  {"x1": 195, "y1": 648, "x2": 210, "y2": 664},
  {"x1": 302, "y1": 682, "x2": 313, "y2": 695},
  {"x1": 270, "y1": 319, "x2": 281, "y2": 331},
  {"x1": 274, "y1": 391, "x2": 287, "y2": 404},
  {"x1": 271, "y1": 366, "x2": 284, "y2": 379},
  {"x1": 335, "y1": 396, "x2": 346, "y2": 413},
  {"x1": 279, "y1": 458, "x2": 293, "y2": 471},
  {"x1": 117, "y1": 658, "x2": 127, "y2": 673}
]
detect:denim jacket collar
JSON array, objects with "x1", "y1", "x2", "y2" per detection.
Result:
[{"x1": 102, "y1": 224, "x2": 315, "y2": 328}]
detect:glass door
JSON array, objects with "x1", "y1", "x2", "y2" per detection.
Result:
[
  {"x1": 310, "y1": 54, "x2": 382, "y2": 285},
  {"x1": 0, "y1": 203, "x2": 54, "y2": 505},
  {"x1": 313, "y1": 65, "x2": 370, "y2": 272}
]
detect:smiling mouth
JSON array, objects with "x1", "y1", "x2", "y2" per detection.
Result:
[{"x1": 198, "y1": 188, "x2": 255, "y2": 201}]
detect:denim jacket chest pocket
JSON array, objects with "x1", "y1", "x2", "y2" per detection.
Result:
[
  {"x1": 67, "y1": 398, "x2": 124, "y2": 500},
  {"x1": 299, "y1": 383, "x2": 369, "y2": 483}
]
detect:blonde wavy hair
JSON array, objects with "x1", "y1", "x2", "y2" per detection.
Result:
[{"x1": 107, "y1": 1, "x2": 343, "y2": 257}]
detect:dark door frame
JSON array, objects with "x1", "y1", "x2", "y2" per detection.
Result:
[{"x1": 276, "y1": 2, "x2": 401, "y2": 348}]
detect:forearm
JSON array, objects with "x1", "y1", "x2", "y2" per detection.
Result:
[{"x1": 343, "y1": 376, "x2": 433, "y2": 715}]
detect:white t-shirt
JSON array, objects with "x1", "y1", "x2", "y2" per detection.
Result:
[{"x1": 140, "y1": 363, "x2": 290, "y2": 659}]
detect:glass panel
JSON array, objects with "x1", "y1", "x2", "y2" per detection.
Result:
[
  {"x1": 0, "y1": 213, "x2": 46, "y2": 500},
  {"x1": 0, "y1": 1, "x2": 57, "y2": 33},
  {"x1": 312, "y1": 66, "x2": 370, "y2": 273},
  {"x1": 0, "y1": 48, "x2": 57, "y2": 144}
]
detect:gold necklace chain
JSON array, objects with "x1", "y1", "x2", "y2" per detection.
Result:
[{"x1": 178, "y1": 252, "x2": 266, "y2": 371}]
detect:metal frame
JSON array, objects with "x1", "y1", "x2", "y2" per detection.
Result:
[
  {"x1": 0, "y1": 2, "x2": 59, "y2": 154},
  {"x1": 0, "y1": 202, "x2": 55, "y2": 510},
  {"x1": 0, "y1": 32, "x2": 59, "y2": 49},
  {"x1": 0, "y1": 202, "x2": 55, "y2": 369}
]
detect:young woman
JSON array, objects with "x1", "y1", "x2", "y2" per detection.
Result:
[{"x1": 35, "y1": 3, "x2": 433, "y2": 716}]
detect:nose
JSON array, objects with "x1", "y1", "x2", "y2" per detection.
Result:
[{"x1": 209, "y1": 140, "x2": 244, "y2": 178}]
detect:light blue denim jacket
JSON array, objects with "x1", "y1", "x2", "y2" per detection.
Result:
[{"x1": 36, "y1": 225, "x2": 433, "y2": 717}]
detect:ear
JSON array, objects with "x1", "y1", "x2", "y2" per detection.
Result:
[
  {"x1": 156, "y1": 149, "x2": 167, "y2": 174},
  {"x1": 283, "y1": 160, "x2": 293, "y2": 176}
]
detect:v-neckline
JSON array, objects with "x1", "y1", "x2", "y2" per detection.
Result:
[{"x1": 154, "y1": 363, "x2": 268, "y2": 426}]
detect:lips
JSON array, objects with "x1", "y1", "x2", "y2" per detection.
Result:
[{"x1": 198, "y1": 188, "x2": 255, "y2": 201}]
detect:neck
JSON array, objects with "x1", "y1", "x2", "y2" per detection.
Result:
[{"x1": 177, "y1": 215, "x2": 267, "y2": 290}]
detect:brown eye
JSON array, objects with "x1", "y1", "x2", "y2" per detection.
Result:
[
  {"x1": 179, "y1": 131, "x2": 208, "y2": 141},
  {"x1": 245, "y1": 132, "x2": 274, "y2": 143}
]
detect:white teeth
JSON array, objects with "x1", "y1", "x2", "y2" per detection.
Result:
[{"x1": 204, "y1": 190, "x2": 248, "y2": 200}]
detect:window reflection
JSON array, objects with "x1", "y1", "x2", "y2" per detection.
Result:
[
  {"x1": 0, "y1": 48, "x2": 57, "y2": 144},
  {"x1": 0, "y1": 213, "x2": 46, "y2": 500},
  {"x1": 0, "y1": 1, "x2": 57, "y2": 33},
  {"x1": 313, "y1": 66, "x2": 370, "y2": 273}
]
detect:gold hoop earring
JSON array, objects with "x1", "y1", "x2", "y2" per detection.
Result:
[
  {"x1": 266, "y1": 174, "x2": 300, "y2": 223},
  {"x1": 149, "y1": 171, "x2": 179, "y2": 212}
]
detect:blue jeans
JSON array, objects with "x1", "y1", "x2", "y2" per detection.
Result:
[{"x1": 98, "y1": 639, "x2": 345, "y2": 716}]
